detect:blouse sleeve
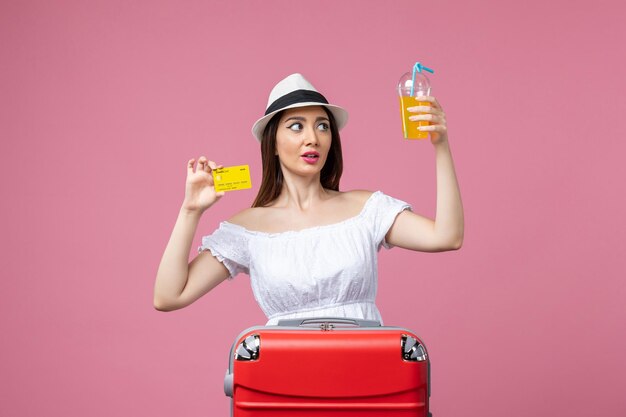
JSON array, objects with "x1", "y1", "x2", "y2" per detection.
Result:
[
  {"x1": 197, "y1": 222, "x2": 250, "y2": 279},
  {"x1": 367, "y1": 191, "x2": 412, "y2": 250}
]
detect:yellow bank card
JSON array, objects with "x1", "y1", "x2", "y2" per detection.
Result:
[{"x1": 212, "y1": 165, "x2": 252, "y2": 192}]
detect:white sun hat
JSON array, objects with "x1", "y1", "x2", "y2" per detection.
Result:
[{"x1": 251, "y1": 73, "x2": 349, "y2": 142}]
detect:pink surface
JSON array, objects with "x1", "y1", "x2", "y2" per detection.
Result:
[{"x1": 1, "y1": 1, "x2": 625, "y2": 416}]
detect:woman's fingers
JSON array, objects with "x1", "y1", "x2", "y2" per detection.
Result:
[
  {"x1": 188, "y1": 157, "x2": 219, "y2": 175},
  {"x1": 411, "y1": 95, "x2": 442, "y2": 108},
  {"x1": 407, "y1": 105, "x2": 445, "y2": 117},
  {"x1": 409, "y1": 114, "x2": 447, "y2": 133},
  {"x1": 196, "y1": 156, "x2": 217, "y2": 174},
  {"x1": 407, "y1": 96, "x2": 444, "y2": 115},
  {"x1": 407, "y1": 96, "x2": 447, "y2": 137},
  {"x1": 407, "y1": 95, "x2": 448, "y2": 139},
  {"x1": 197, "y1": 156, "x2": 206, "y2": 171},
  {"x1": 409, "y1": 114, "x2": 446, "y2": 123},
  {"x1": 418, "y1": 124, "x2": 447, "y2": 133}
]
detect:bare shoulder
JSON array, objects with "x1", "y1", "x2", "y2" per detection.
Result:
[
  {"x1": 227, "y1": 207, "x2": 269, "y2": 230},
  {"x1": 337, "y1": 189, "x2": 376, "y2": 205},
  {"x1": 330, "y1": 189, "x2": 375, "y2": 214}
]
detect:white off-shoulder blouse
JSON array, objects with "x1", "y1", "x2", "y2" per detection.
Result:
[{"x1": 198, "y1": 191, "x2": 411, "y2": 325}]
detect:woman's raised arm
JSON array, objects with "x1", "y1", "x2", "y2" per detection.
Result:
[
  {"x1": 386, "y1": 97, "x2": 464, "y2": 252},
  {"x1": 153, "y1": 157, "x2": 230, "y2": 311}
]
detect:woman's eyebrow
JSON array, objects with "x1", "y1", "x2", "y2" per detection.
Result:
[
  {"x1": 283, "y1": 116, "x2": 330, "y2": 124},
  {"x1": 284, "y1": 116, "x2": 306, "y2": 123}
]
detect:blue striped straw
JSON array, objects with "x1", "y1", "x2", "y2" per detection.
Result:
[{"x1": 411, "y1": 62, "x2": 435, "y2": 96}]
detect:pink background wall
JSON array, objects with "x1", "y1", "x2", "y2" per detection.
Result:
[{"x1": 2, "y1": 0, "x2": 625, "y2": 416}]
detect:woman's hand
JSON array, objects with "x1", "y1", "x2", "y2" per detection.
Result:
[
  {"x1": 182, "y1": 156, "x2": 225, "y2": 213},
  {"x1": 391, "y1": 96, "x2": 463, "y2": 252},
  {"x1": 408, "y1": 96, "x2": 448, "y2": 145}
]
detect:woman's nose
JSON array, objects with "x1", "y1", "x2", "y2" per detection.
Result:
[{"x1": 304, "y1": 126, "x2": 319, "y2": 146}]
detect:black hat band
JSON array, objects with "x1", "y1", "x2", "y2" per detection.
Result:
[{"x1": 265, "y1": 89, "x2": 329, "y2": 116}]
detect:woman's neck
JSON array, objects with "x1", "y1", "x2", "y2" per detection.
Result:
[{"x1": 274, "y1": 173, "x2": 330, "y2": 211}]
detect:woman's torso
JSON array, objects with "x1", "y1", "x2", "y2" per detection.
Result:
[{"x1": 200, "y1": 190, "x2": 411, "y2": 325}]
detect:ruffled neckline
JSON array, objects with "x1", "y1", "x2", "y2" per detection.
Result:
[{"x1": 222, "y1": 191, "x2": 382, "y2": 238}]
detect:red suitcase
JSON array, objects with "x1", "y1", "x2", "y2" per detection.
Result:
[{"x1": 224, "y1": 317, "x2": 431, "y2": 416}]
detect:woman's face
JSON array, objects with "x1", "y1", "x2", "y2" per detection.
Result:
[{"x1": 275, "y1": 106, "x2": 332, "y2": 178}]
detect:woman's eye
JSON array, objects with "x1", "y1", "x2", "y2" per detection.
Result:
[
  {"x1": 288, "y1": 123, "x2": 303, "y2": 131},
  {"x1": 318, "y1": 123, "x2": 330, "y2": 131}
]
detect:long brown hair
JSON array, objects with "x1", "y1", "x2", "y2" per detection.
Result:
[{"x1": 252, "y1": 107, "x2": 343, "y2": 208}]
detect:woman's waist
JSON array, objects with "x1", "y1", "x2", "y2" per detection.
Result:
[{"x1": 266, "y1": 300, "x2": 381, "y2": 325}]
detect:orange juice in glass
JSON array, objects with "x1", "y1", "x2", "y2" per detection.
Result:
[{"x1": 398, "y1": 64, "x2": 434, "y2": 140}]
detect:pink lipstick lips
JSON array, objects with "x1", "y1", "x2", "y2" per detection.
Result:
[{"x1": 301, "y1": 151, "x2": 320, "y2": 164}]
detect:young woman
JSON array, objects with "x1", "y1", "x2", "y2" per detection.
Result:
[{"x1": 154, "y1": 73, "x2": 463, "y2": 325}]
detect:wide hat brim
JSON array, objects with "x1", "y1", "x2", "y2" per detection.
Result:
[{"x1": 251, "y1": 73, "x2": 349, "y2": 142}]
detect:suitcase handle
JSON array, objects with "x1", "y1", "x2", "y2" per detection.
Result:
[{"x1": 276, "y1": 317, "x2": 382, "y2": 328}]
